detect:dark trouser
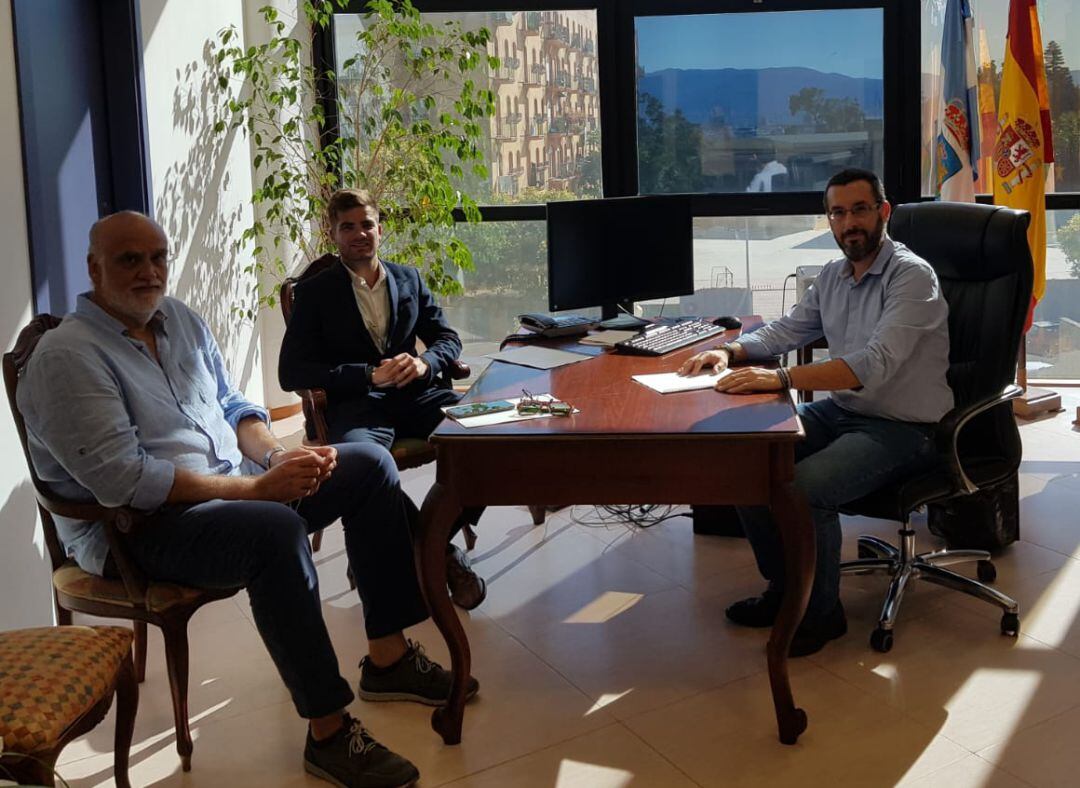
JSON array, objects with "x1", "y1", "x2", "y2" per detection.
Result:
[
  {"x1": 329, "y1": 385, "x2": 462, "y2": 448},
  {"x1": 330, "y1": 385, "x2": 483, "y2": 537},
  {"x1": 737, "y1": 398, "x2": 935, "y2": 622},
  {"x1": 121, "y1": 442, "x2": 429, "y2": 719}
]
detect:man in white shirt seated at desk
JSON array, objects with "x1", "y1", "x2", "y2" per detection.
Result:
[{"x1": 679, "y1": 168, "x2": 953, "y2": 656}]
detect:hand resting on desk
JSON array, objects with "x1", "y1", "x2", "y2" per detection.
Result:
[{"x1": 679, "y1": 348, "x2": 784, "y2": 394}]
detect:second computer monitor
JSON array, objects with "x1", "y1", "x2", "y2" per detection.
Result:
[{"x1": 546, "y1": 195, "x2": 694, "y2": 313}]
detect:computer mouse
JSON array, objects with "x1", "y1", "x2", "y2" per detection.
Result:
[{"x1": 712, "y1": 315, "x2": 742, "y2": 330}]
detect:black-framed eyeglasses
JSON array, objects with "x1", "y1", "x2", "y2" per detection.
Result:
[
  {"x1": 517, "y1": 389, "x2": 573, "y2": 416},
  {"x1": 826, "y1": 202, "x2": 881, "y2": 223}
]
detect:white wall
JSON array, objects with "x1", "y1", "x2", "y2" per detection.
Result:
[
  {"x1": 139, "y1": 0, "x2": 303, "y2": 410},
  {"x1": 0, "y1": 1, "x2": 54, "y2": 631}
]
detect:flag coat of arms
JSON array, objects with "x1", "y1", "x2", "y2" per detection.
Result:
[
  {"x1": 992, "y1": 0, "x2": 1054, "y2": 326},
  {"x1": 936, "y1": 0, "x2": 981, "y2": 202}
]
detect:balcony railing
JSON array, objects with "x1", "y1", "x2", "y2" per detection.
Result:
[
  {"x1": 492, "y1": 58, "x2": 520, "y2": 81},
  {"x1": 584, "y1": 39, "x2": 595, "y2": 55},
  {"x1": 525, "y1": 11, "x2": 541, "y2": 33},
  {"x1": 581, "y1": 76, "x2": 596, "y2": 93},
  {"x1": 571, "y1": 32, "x2": 582, "y2": 49},
  {"x1": 504, "y1": 111, "x2": 523, "y2": 125},
  {"x1": 527, "y1": 117, "x2": 547, "y2": 137},
  {"x1": 528, "y1": 163, "x2": 546, "y2": 188},
  {"x1": 550, "y1": 161, "x2": 580, "y2": 180},
  {"x1": 542, "y1": 23, "x2": 570, "y2": 44},
  {"x1": 492, "y1": 12, "x2": 514, "y2": 26},
  {"x1": 493, "y1": 121, "x2": 519, "y2": 140},
  {"x1": 497, "y1": 174, "x2": 519, "y2": 196},
  {"x1": 553, "y1": 72, "x2": 570, "y2": 88},
  {"x1": 526, "y1": 63, "x2": 546, "y2": 85}
]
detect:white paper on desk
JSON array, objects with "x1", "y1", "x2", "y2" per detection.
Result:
[
  {"x1": 485, "y1": 345, "x2": 592, "y2": 369},
  {"x1": 578, "y1": 330, "x2": 639, "y2": 347},
  {"x1": 632, "y1": 368, "x2": 732, "y2": 394},
  {"x1": 441, "y1": 395, "x2": 578, "y2": 428}
]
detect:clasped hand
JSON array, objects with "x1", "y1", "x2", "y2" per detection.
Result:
[
  {"x1": 372, "y1": 353, "x2": 428, "y2": 388},
  {"x1": 678, "y1": 350, "x2": 783, "y2": 394},
  {"x1": 259, "y1": 446, "x2": 338, "y2": 502}
]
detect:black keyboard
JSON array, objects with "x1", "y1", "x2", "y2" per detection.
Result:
[{"x1": 614, "y1": 319, "x2": 726, "y2": 356}]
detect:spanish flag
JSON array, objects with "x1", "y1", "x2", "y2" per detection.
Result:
[{"x1": 992, "y1": 0, "x2": 1054, "y2": 330}]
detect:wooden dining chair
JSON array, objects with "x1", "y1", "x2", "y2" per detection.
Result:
[
  {"x1": 0, "y1": 625, "x2": 137, "y2": 787},
  {"x1": 4, "y1": 315, "x2": 240, "y2": 773}
]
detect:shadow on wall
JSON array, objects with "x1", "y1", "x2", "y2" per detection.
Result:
[
  {"x1": 0, "y1": 479, "x2": 54, "y2": 630},
  {"x1": 154, "y1": 40, "x2": 256, "y2": 388}
]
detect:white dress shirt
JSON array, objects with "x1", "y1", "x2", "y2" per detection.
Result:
[{"x1": 346, "y1": 260, "x2": 391, "y2": 353}]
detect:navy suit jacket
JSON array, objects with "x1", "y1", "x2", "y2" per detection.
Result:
[{"x1": 278, "y1": 257, "x2": 463, "y2": 410}]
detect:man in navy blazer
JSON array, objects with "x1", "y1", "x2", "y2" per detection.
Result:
[{"x1": 279, "y1": 188, "x2": 485, "y2": 609}]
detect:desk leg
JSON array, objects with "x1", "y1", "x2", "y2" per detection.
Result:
[
  {"x1": 767, "y1": 444, "x2": 814, "y2": 745},
  {"x1": 416, "y1": 481, "x2": 469, "y2": 745}
]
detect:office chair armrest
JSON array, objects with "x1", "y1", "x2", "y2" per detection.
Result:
[
  {"x1": 296, "y1": 388, "x2": 330, "y2": 445},
  {"x1": 936, "y1": 384, "x2": 1024, "y2": 494}
]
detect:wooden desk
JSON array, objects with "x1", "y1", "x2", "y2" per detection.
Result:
[{"x1": 415, "y1": 323, "x2": 814, "y2": 746}]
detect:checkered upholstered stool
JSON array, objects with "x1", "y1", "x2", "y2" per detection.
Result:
[{"x1": 0, "y1": 626, "x2": 137, "y2": 788}]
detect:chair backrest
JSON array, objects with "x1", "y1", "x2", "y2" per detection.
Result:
[
  {"x1": 889, "y1": 202, "x2": 1033, "y2": 409},
  {"x1": 280, "y1": 253, "x2": 339, "y2": 326},
  {"x1": 4, "y1": 315, "x2": 71, "y2": 572},
  {"x1": 888, "y1": 202, "x2": 1033, "y2": 466}
]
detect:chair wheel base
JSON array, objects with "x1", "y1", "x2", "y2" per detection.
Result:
[
  {"x1": 1001, "y1": 612, "x2": 1020, "y2": 637},
  {"x1": 870, "y1": 627, "x2": 894, "y2": 653},
  {"x1": 977, "y1": 560, "x2": 997, "y2": 583}
]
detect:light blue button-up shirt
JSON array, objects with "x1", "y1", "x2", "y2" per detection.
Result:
[
  {"x1": 17, "y1": 295, "x2": 269, "y2": 575},
  {"x1": 738, "y1": 237, "x2": 954, "y2": 424}
]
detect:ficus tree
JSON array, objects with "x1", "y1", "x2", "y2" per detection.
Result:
[{"x1": 215, "y1": 0, "x2": 497, "y2": 318}]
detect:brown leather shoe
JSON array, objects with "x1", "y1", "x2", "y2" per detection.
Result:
[{"x1": 446, "y1": 545, "x2": 486, "y2": 610}]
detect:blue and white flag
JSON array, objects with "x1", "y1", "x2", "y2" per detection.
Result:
[{"x1": 936, "y1": 0, "x2": 981, "y2": 202}]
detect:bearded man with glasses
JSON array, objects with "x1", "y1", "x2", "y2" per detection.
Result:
[{"x1": 679, "y1": 168, "x2": 953, "y2": 657}]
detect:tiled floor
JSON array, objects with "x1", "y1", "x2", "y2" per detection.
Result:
[{"x1": 56, "y1": 393, "x2": 1079, "y2": 787}]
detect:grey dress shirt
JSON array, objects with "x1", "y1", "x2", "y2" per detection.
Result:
[
  {"x1": 737, "y1": 238, "x2": 954, "y2": 424},
  {"x1": 17, "y1": 294, "x2": 269, "y2": 575}
]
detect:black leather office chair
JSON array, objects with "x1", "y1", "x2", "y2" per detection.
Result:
[{"x1": 839, "y1": 202, "x2": 1029, "y2": 653}]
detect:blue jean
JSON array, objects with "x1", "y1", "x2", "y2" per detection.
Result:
[
  {"x1": 737, "y1": 398, "x2": 935, "y2": 622},
  {"x1": 123, "y1": 442, "x2": 429, "y2": 719}
]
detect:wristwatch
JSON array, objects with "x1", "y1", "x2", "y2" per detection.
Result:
[
  {"x1": 262, "y1": 445, "x2": 286, "y2": 469},
  {"x1": 716, "y1": 342, "x2": 740, "y2": 360}
]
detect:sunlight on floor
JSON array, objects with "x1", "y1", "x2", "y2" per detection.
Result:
[
  {"x1": 554, "y1": 758, "x2": 635, "y2": 788},
  {"x1": 563, "y1": 591, "x2": 644, "y2": 624}
]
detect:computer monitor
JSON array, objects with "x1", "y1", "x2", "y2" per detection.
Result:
[{"x1": 546, "y1": 195, "x2": 694, "y2": 314}]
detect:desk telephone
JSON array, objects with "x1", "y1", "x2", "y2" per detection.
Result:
[{"x1": 518, "y1": 313, "x2": 598, "y2": 338}]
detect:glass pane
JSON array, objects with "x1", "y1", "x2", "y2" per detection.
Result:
[
  {"x1": 626, "y1": 216, "x2": 830, "y2": 322},
  {"x1": 920, "y1": 0, "x2": 1079, "y2": 194},
  {"x1": 334, "y1": 10, "x2": 602, "y2": 206},
  {"x1": 1031, "y1": 208, "x2": 1080, "y2": 381},
  {"x1": 634, "y1": 10, "x2": 884, "y2": 194},
  {"x1": 441, "y1": 221, "x2": 600, "y2": 383}
]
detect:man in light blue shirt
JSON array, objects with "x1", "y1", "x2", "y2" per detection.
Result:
[
  {"x1": 680, "y1": 169, "x2": 952, "y2": 657},
  {"x1": 17, "y1": 211, "x2": 479, "y2": 787}
]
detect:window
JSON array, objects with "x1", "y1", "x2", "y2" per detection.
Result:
[
  {"x1": 334, "y1": 9, "x2": 602, "y2": 206},
  {"x1": 1031, "y1": 208, "x2": 1080, "y2": 380},
  {"x1": 920, "y1": 0, "x2": 1079, "y2": 195},
  {"x1": 634, "y1": 215, "x2": 829, "y2": 323},
  {"x1": 443, "y1": 220, "x2": 598, "y2": 381},
  {"x1": 634, "y1": 9, "x2": 885, "y2": 194}
]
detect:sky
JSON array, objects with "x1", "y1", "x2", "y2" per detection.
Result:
[
  {"x1": 635, "y1": 9, "x2": 884, "y2": 79},
  {"x1": 922, "y1": 0, "x2": 1078, "y2": 74}
]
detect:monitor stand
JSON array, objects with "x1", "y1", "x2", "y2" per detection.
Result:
[{"x1": 599, "y1": 313, "x2": 650, "y2": 330}]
